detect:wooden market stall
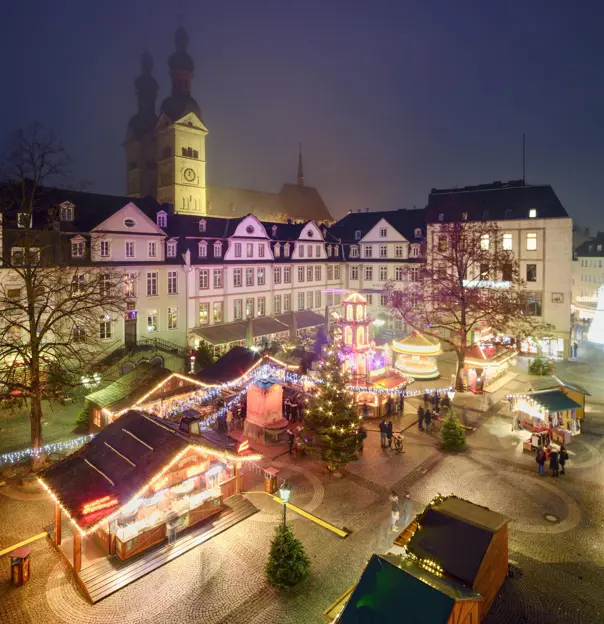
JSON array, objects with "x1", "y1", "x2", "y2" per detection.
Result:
[
  {"x1": 512, "y1": 389, "x2": 582, "y2": 446},
  {"x1": 463, "y1": 344, "x2": 517, "y2": 394},
  {"x1": 529, "y1": 375, "x2": 590, "y2": 422},
  {"x1": 39, "y1": 409, "x2": 262, "y2": 601}
]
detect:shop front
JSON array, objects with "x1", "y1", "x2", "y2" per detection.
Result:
[
  {"x1": 519, "y1": 336, "x2": 566, "y2": 359},
  {"x1": 463, "y1": 344, "x2": 517, "y2": 394}
]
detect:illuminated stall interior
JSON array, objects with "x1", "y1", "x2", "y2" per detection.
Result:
[
  {"x1": 39, "y1": 410, "x2": 261, "y2": 592},
  {"x1": 463, "y1": 343, "x2": 517, "y2": 394},
  {"x1": 511, "y1": 389, "x2": 581, "y2": 446},
  {"x1": 392, "y1": 332, "x2": 441, "y2": 380},
  {"x1": 340, "y1": 292, "x2": 371, "y2": 381}
]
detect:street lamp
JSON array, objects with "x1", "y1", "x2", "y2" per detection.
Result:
[{"x1": 279, "y1": 481, "x2": 292, "y2": 527}]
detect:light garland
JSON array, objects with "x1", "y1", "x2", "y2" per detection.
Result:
[{"x1": 0, "y1": 434, "x2": 94, "y2": 467}]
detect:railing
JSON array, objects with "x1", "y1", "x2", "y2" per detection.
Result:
[{"x1": 97, "y1": 338, "x2": 187, "y2": 370}]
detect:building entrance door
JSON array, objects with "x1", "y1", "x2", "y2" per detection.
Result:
[{"x1": 125, "y1": 317, "x2": 137, "y2": 349}]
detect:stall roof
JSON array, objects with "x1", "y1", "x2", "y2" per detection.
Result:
[
  {"x1": 406, "y1": 496, "x2": 509, "y2": 587},
  {"x1": 193, "y1": 318, "x2": 289, "y2": 346},
  {"x1": 39, "y1": 410, "x2": 259, "y2": 532},
  {"x1": 530, "y1": 376, "x2": 591, "y2": 396},
  {"x1": 274, "y1": 310, "x2": 326, "y2": 330},
  {"x1": 85, "y1": 364, "x2": 174, "y2": 412},
  {"x1": 338, "y1": 554, "x2": 480, "y2": 624},
  {"x1": 196, "y1": 346, "x2": 261, "y2": 384},
  {"x1": 527, "y1": 389, "x2": 582, "y2": 412}
]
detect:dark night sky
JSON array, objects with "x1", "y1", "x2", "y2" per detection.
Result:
[{"x1": 2, "y1": 1, "x2": 603, "y2": 229}]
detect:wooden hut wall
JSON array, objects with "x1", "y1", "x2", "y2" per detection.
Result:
[
  {"x1": 561, "y1": 387, "x2": 585, "y2": 420},
  {"x1": 473, "y1": 523, "x2": 509, "y2": 621},
  {"x1": 446, "y1": 599, "x2": 481, "y2": 624}
]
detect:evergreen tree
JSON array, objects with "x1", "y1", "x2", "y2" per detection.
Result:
[
  {"x1": 301, "y1": 348, "x2": 359, "y2": 472},
  {"x1": 440, "y1": 411, "x2": 466, "y2": 451},
  {"x1": 266, "y1": 523, "x2": 310, "y2": 588},
  {"x1": 194, "y1": 342, "x2": 215, "y2": 371}
]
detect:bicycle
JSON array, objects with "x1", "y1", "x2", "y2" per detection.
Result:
[{"x1": 393, "y1": 434, "x2": 405, "y2": 454}]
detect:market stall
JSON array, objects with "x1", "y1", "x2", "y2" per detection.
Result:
[
  {"x1": 39, "y1": 409, "x2": 262, "y2": 579},
  {"x1": 463, "y1": 343, "x2": 517, "y2": 394},
  {"x1": 511, "y1": 389, "x2": 581, "y2": 447}
]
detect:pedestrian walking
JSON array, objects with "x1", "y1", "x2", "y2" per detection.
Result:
[
  {"x1": 536, "y1": 447, "x2": 546, "y2": 474},
  {"x1": 389, "y1": 491, "x2": 400, "y2": 532},
  {"x1": 572, "y1": 341, "x2": 578, "y2": 358},
  {"x1": 424, "y1": 409, "x2": 432, "y2": 433},
  {"x1": 362, "y1": 401, "x2": 369, "y2": 420},
  {"x1": 379, "y1": 419, "x2": 388, "y2": 448},
  {"x1": 431, "y1": 391, "x2": 439, "y2": 411},
  {"x1": 559, "y1": 444, "x2": 569, "y2": 474},
  {"x1": 423, "y1": 392, "x2": 430, "y2": 410},
  {"x1": 399, "y1": 393, "x2": 405, "y2": 415},
  {"x1": 166, "y1": 511, "x2": 179, "y2": 544},
  {"x1": 386, "y1": 395, "x2": 393, "y2": 417},
  {"x1": 226, "y1": 409, "x2": 234, "y2": 433},
  {"x1": 386, "y1": 421, "x2": 393, "y2": 448},
  {"x1": 417, "y1": 406, "x2": 425, "y2": 431},
  {"x1": 549, "y1": 448, "x2": 560, "y2": 477},
  {"x1": 401, "y1": 493, "x2": 413, "y2": 529},
  {"x1": 287, "y1": 428, "x2": 295, "y2": 455},
  {"x1": 357, "y1": 424, "x2": 367, "y2": 452}
]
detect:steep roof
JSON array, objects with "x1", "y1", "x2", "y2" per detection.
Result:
[
  {"x1": 575, "y1": 233, "x2": 604, "y2": 258},
  {"x1": 329, "y1": 208, "x2": 426, "y2": 243},
  {"x1": 195, "y1": 346, "x2": 261, "y2": 384},
  {"x1": 339, "y1": 554, "x2": 479, "y2": 624},
  {"x1": 526, "y1": 389, "x2": 582, "y2": 412},
  {"x1": 426, "y1": 181, "x2": 569, "y2": 223}
]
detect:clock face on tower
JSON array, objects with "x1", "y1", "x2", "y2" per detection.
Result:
[{"x1": 183, "y1": 168, "x2": 196, "y2": 182}]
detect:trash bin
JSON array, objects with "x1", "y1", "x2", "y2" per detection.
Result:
[
  {"x1": 264, "y1": 467, "x2": 279, "y2": 494},
  {"x1": 9, "y1": 547, "x2": 32, "y2": 586}
]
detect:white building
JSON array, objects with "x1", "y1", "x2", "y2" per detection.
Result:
[{"x1": 571, "y1": 233, "x2": 604, "y2": 329}]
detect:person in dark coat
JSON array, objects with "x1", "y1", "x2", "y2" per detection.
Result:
[
  {"x1": 287, "y1": 429, "x2": 295, "y2": 454},
  {"x1": 431, "y1": 391, "x2": 439, "y2": 410},
  {"x1": 386, "y1": 396, "x2": 393, "y2": 417},
  {"x1": 418, "y1": 406, "x2": 425, "y2": 431},
  {"x1": 559, "y1": 444, "x2": 569, "y2": 474},
  {"x1": 357, "y1": 424, "x2": 367, "y2": 451},
  {"x1": 424, "y1": 409, "x2": 432, "y2": 432},
  {"x1": 423, "y1": 392, "x2": 430, "y2": 410},
  {"x1": 549, "y1": 448, "x2": 560, "y2": 477},
  {"x1": 386, "y1": 421, "x2": 393, "y2": 448},
  {"x1": 536, "y1": 447, "x2": 546, "y2": 474},
  {"x1": 362, "y1": 401, "x2": 369, "y2": 420},
  {"x1": 379, "y1": 420, "x2": 388, "y2": 448}
]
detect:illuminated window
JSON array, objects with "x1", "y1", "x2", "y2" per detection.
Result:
[
  {"x1": 168, "y1": 307, "x2": 178, "y2": 330},
  {"x1": 213, "y1": 302, "x2": 223, "y2": 323},
  {"x1": 529, "y1": 209, "x2": 537, "y2": 218},
  {"x1": 147, "y1": 309, "x2": 159, "y2": 332},
  {"x1": 257, "y1": 268, "x2": 265, "y2": 286},
  {"x1": 246, "y1": 298, "x2": 254, "y2": 318},
  {"x1": 480, "y1": 234, "x2": 490, "y2": 250},
  {"x1": 199, "y1": 303, "x2": 209, "y2": 325},
  {"x1": 246, "y1": 268, "x2": 254, "y2": 287},
  {"x1": 502, "y1": 233, "x2": 513, "y2": 250},
  {"x1": 526, "y1": 233, "x2": 537, "y2": 250}
]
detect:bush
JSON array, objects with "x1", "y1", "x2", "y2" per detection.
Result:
[
  {"x1": 441, "y1": 412, "x2": 466, "y2": 452},
  {"x1": 266, "y1": 523, "x2": 310, "y2": 589},
  {"x1": 528, "y1": 356, "x2": 550, "y2": 376}
]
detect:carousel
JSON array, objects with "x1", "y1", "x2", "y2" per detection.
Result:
[{"x1": 392, "y1": 332, "x2": 441, "y2": 380}]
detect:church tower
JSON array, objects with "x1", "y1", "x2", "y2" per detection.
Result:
[
  {"x1": 156, "y1": 26, "x2": 208, "y2": 214},
  {"x1": 124, "y1": 52, "x2": 159, "y2": 198}
]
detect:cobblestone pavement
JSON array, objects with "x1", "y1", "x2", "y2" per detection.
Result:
[{"x1": 2, "y1": 395, "x2": 604, "y2": 623}]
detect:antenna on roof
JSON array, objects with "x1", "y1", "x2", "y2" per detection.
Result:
[
  {"x1": 522, "y1": 133, "x2": 526, "y2": 184},
  {"x1": 297, "y1": 142, "x2": 304, "y2": 187}
]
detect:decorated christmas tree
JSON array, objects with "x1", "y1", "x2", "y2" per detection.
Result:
[
  {"x1": 440, "y1": 411, "x2": 466, "y2": 451},
  {"x1": 588, "y1": 285, "x2": 604, "y2": 345},
  {"x1": 301, "y1": 347, "x2": 359, "y2": 472},
  {"x1": 266, "y1": 523, "x2": 310, "y2": 588}
]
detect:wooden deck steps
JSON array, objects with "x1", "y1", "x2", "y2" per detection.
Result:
[{"x1": 57, "y1": 495, "x2": 257, "y2": 603}]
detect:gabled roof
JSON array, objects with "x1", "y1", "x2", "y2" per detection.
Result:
[
  {"x1": 39, "y1": 410, "x2": 260, "y2": 532},
  {"x1": 526, "y1": 389, "x2": 582, "y2": 412},
  {"x1": 85, "y1": 364, "x2": 174, "y2": 412},
  {"x1": 529, "y1": 376, "x2": 591, "y2": 396},
  {"x1": 426, "y1": 181, "x2": 569, "y2": 222},
  {"x1": 339, "y1": 554, "x2": 479, "y2": 624},
  {"x1": 329, "y1": 209, "x2": 426, "y2": 245},
  {"x1": 195, "y1": 346, "x2": 261, "y2": 384},
  {"x1": 278, "y1": 183, "x2": 332, "y2": 223},
  {"x1": 406, "y1": 496, "x2": 509, "y2": 586}
]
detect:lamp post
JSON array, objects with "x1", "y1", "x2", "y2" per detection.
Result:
[{"x1": 279, "y1": 481, "x2": 292, "y2": 528}]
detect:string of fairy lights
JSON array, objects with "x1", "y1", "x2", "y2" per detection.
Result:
[{"x1": 0, "y1": 434, "x2": 94, "y2": 468}]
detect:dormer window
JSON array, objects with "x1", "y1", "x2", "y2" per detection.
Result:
[
  {"x1": 284, "y1": 243, "x2": 290, "y2": 258},
  {"x1": 198, "y1": 241, "x2": 208, "y2": 257},
  {"x1": 157, "y1": 211, "x2": 167, "y2": 228},
  {"x1": 414, "y1": 228, "x2": 422, "y2": 239},
  {"x1": 349, "y1": 245, "x2": 359, "y2": 258},
  {"x1": 327, "y1": 245, "x2": 333, "y2": 257},
  {"x1": 274, "y1": 242, "x2": 281, "y2": 257},
  {"x1": 17, "y1": 213, "x2": 30, "y2": 228},
  {"x1": 529, "y1": 209, "x2": 537, "y2": 218},
  {"x1": 410, "y1": 244, "x2": 420, "y2": 258},
  {"x1": 60, "y1": 202, "x2": 74, "y2": 222},
  {"x1": 166, "y1": 240, "x2": 177, "y2": 257},
  {"x1": 354, "y1": 230, "x2": 362, "y2": 241},
  {"x1": 213, "y1": 241, "x2": 222, "y2": 257},
  {"x1": 334, "y1": 246, "x2": 339, "y2": 257},
  {"x1": 199, "y1": 219, "x2": 206, "y2": 233},
  {"x1": 461, "y1": 212, "x2": 468, "y2": 221},
  {"x1": 272, "y1": 225, "x2": 278, "y2": 237},
  {"x1": 71, "y1": 237, "x2": 85, "y2": 258},
  {"x1": 437, "y1": 213, "x2": 444, "y2": 222}
]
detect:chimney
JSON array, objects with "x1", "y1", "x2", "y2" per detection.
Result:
[
  {"x1": 287, "y1": 218, "x2": 292, "y2": 224},
  {"x1": 347, "y1": 209, "x2": 352, "y2": 215},
  {"x1": 356, "y1": 209, "x2": 361, "y2": 213},
  {"x1": 364, "y1": 207, "x2": 369, "y2": 213}
]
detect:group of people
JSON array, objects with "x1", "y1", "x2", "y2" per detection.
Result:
[
  {"x1": 379, "y1": 419, "x2": 395, "y2": 448},
  {"x1": 221, "y1": 400, "x2": 247, "y2": 433},
  {"x1": 535, "y1": 444, "x2": 569, "y2": 477},
  {"x1": 283, "y1": 394, "x2": 302, "y2": 423}
]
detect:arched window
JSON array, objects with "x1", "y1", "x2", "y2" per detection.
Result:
[
  {"x1": 344, "y1": 326, "x2": 353, "y2": 345},
  {"x1": 357, "y1": 326, "x2": 365, "y2": 345},
  {"x1": 213, "y1": 241, "x2": 222, "y2": 257},
  {"x1": 356, "y1": 304, "x2": 364, "y2": 321},
  {"x1": 346, "y1": 305, "x2": 354, "y2": 321}
]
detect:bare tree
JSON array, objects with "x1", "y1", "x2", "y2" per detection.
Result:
[
  {"x1": 0, "y1": 123, "x2": 128, "y2": 466},
  {"x1": 387, "y1": 220, "x2": 547, "y2": 390}
]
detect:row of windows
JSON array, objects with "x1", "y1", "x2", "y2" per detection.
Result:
[
  {"x1": 349, "y1": 244, "x2": 421, "y2": 259},
  {"x1": 580, "y1": 257, "x2": 603, "y2": 267},
  {"x1": 476, "y1": 232, "x2": 537, "y2": 252},
  {"x1": 354, "y1": 227, "x2": 423, "y2": 241},
  {"x1": 581, "y1": 273, "x2": 604, "y2": 283},
  {"x1": 436, "y1": 209, "x2": 538, "y2": 222},
  {"x1": 349, "y1": 265, "x2": 420, "y2": 282}
]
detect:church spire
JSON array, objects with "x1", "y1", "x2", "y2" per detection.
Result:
[{"x1": 297, "y1": 142, "x2": 304, "y2": 187}]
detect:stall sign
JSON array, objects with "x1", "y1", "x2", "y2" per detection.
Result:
[
  {"x1": 238, "y1": 440, "x2": 250, "y2": 453},
  {"x1": 82, "y1": 496, "x2": 119, "y2": 515},
  {"x1": 186, "y1": 464, "x2": 206, "y2": 478},
  {"x1": 153, "y1": 476, "x2": 169, "y2": 492}
]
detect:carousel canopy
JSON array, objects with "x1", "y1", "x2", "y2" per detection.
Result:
[
  {"x1": 343, "y1": 292, "x2": 367, "y2": 305},
  {"x1": 39, "y1": 410, "x2": 251, "y2": 532},
  {"x1": 464, "y1": 343, "x2": 514, "y2": 364},
  {"x1": 526, "y1": 390, "x2": 582, "y2": 413},
  {"x1": 406, "y1": 496, "x2": 509, "y2": 587},
  {"x1": 85, "y1": 364, "x2": 174, "y2": 413},
  {"x1": 392, "y1": 332, "x2": 441, "y2": 355},
  {"x1": 338, "y1": 554, "x2": 480, "y2": 623}
]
